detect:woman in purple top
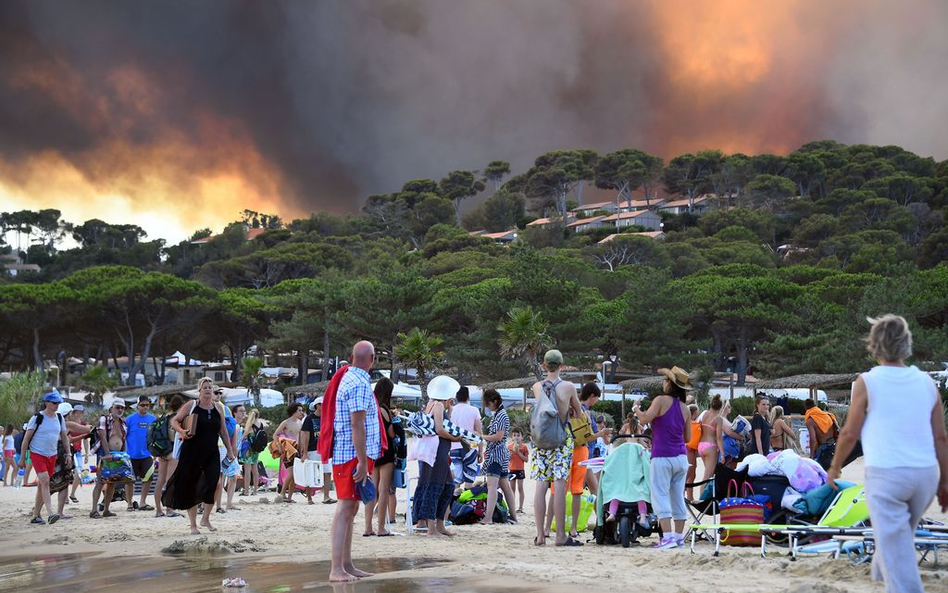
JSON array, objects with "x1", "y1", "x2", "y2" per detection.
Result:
[{"x1": 633, "y1": 366, "x2": 692, "y2": 550}]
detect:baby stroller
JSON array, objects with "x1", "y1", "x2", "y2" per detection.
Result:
[{"x1": 593, "y1": 438, "x2": 661, "y2": 547}]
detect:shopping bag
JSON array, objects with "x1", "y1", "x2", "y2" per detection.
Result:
[
  {"x1": 720, "y1": 480, "x2": 764, "y2": 546},
  {"x1": 293, "y1": 458, "x2": 323, "y2": 489}
]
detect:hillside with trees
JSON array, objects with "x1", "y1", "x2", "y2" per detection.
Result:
[{"x1": 2, "y1": 141, "x2": 947, "y2": 388}]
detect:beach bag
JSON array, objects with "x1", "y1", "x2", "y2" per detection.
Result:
[
  {"x1": 530, "y1": 379, "x2": 568, "y2": 450},
  {"x1": 569, "y1": 411, "x2": 595, "y2": 446},
  {"x1": 147, "y1": 414, "x2": 174, "y2": 458},
  {"x1": 224, "y1": 413, "x2": 237, "y2": 438},
  {"x1": 249, "y1": 426, "x2": 268, "y2": 453},
  {"x1": 449, "y1": 501, "x2": 479, "y2": 525},
  {"x1": 293, "y1": 457, "x2": 323, "y2": 489},
  {"x1": 99, "y1": 452, "x2": 134, "y2": 483},
  {"x1": 551, "y1": 490, "x2": 596, "y2": 533},
  {"x1": 720, "y1": 480, "x2": 764, "y2": 546},
  {"x1": 687, "y1": 421, "x2": 702, "y2": 450}
]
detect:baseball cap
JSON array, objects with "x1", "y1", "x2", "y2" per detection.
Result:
[
  {"x1": 58, "y1": 403, "x2": 73, "y2": 416},
  {"x1": 73, "y1": 404, "x2": 84, "y2": 412},
  {"x1": 310, "y1": 396, "x2": 324, "y2": 410},
  {"x1": 543, "y1": 349, "x2": 564, "y2": 365},
  {"x1": 110, "y1": 398, "x2": 127, "y2": 409},
  {"x1": 43, "y1": 389, "x2": 63, "y2": 404}
]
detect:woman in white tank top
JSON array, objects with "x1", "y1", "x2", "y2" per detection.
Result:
[{"x1": 828, "y1": 315, "x2": 948, "y2": 593}]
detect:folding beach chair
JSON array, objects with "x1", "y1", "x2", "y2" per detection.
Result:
[
  {"x1": 783, "y1": 484, "x2": 870, "y2": 559},
  {"x1": 684, "y1": 464, "x2": 752, "y2": 546}
]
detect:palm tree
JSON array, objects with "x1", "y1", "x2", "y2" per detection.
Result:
[
  {"x1": 241, "y1": 356, "x2": 265, "y2": 407},
  {"x1": 394, "y1": 327, "x2": 444, "y2": 403},
  {"x1": 497, "y1": 306, "x2": 552, "y2": 380}
]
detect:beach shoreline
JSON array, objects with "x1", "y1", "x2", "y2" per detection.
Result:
[{"x1": 2, "y1": 457, "x2": 946, "y2": 593}]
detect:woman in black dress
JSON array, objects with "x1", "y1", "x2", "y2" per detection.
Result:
[{"x1": 164, "y1": 378, "x2": 236, "y2": 534}]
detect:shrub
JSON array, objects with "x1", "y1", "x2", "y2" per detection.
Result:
[{"x1": 0, "y1": 371, "x2": 46, "y2": 427}]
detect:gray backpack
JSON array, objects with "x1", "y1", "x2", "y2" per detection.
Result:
[{"x1": 530, "y1": 379, "x2": 568, "y2": 450}]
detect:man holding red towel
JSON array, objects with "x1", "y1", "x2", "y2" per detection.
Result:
[{"x1": 329, "y1": 340, "x2": 382, "y2": 583}]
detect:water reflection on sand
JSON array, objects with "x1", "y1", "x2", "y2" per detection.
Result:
[{"x1": 0, "y1": 555, "x2": 459, "y2": 593}]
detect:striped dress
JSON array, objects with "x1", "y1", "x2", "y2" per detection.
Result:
[{"x1": 483, "y1": 406, "x2": 511, "y2": 475}]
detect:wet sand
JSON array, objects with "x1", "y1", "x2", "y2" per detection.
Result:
[
  {"x1": 0, "y1": 555, "x2": 448, "y2": 593},
  {"x1": 1, "y1": 457, "x2": 947, "y2": 593}
]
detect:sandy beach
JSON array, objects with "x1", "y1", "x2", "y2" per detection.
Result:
[{"x1": 2, "y1": 457, "x2": 947, "y2": 593}]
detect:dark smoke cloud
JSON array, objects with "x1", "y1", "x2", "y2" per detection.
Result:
[{"x1": 0, "y1": 0, "x2": 946, "y2": 220}]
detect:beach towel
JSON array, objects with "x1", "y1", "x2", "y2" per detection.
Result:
[
  {"x1": 316, "y1": 365, "x2": 389, "y2": 463},
  {"x1": 269, "y1": 436, "x2": 298, "y2": 465},
  {"x1": 408, "y1": 434, "x2": 440, "y2": 467},
  {"x1": 598, "y1": 442, "x2": 651, "y2": 505},
  {"x1": 768, "y1": 449, "x2": 827, "y2": 493},
  {"x1": 317, "y1": 365, "x2": 349, "y2": 461},
  {"x1": 402, "y1": 412, "x2": 482, "y2": 444},
  {"x1": 804, "y1": 407, "x2": 837, "y2": 436},
  {"x1": 740, "y1": 453, "x2": 779, "y2": 477}
]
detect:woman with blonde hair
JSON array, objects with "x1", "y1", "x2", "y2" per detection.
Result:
[
  {"x1": 163, "y1": 377, "x2": 236, "y2": 534},
  {"x1": 769, "y1": 406, "x2": 796, "y2": 452},
  {"x1": 829, "y1": 314, "x2": 948, "y2": 593}
]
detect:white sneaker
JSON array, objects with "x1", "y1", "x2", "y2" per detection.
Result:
[{"x1": 652, "y1": 536, "x2": 680, "y2": 550}]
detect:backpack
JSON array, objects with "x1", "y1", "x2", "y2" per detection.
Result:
[
  {"x1": 32, "y1": 411, "x2": 65, "y2": 432},
  {"x1": 147, "y1": 414, "x2": 174, "y2": 458},
  {"x1": 530, "y1": 379, "x2": 568, "y2": 450},
  {"x1": 249, "y1": 425, "x2": 268, "y2": 453}
]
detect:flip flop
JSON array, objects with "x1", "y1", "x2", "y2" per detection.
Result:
[
  {"x1": 30, "y1": 516, "x2": 46, "y2": 525},
  {"x1": 69, "y1": 496, "x2": 79, "y2": 503},
  {"x1": 102, "y1": 510, "x2": 117, "y2": 518},
  {"x1": 155, "y1": 512, "x2": 166, "y2": 518},
  {"x1": 48, "y1": 513, "x2": 60, "y2": 525},
  {"x1": 139, "y1": 504, "x2": 155, "y2": 511},
  {"x1": 166, "y1": 512, "x2": 183, "y2": 518},
  {"x1": 557, "y1": 537, "x2": 584, "y2": 547},
  {"x1": 89, "y1": 511, "x2": 101, "y2": 519},
  {"x1": 377, "y1": 532, "x2": 395, "y2": 537},
  {"x1": 322, "y1": 499, "x2": 337, "y2": 505},
  {"x1": 363, "y1": 532, "x2": 376, "y2": 537},
  {"x1": 533, "y1": 536, "x2": 545, "y2": 546}
]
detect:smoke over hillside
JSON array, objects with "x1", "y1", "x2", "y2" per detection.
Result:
[{"x1": 1, "y1": 0, "x2": 946, "y2": 240}]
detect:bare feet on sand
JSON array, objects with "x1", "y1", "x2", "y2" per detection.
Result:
[
  {"x1": 345, "y1": 565, "x2": 373, "y2": 578},
  {"x1": 329, "y1": 570, "x2": 358, "y2": 583},
  {"x1": 200, "y1": 521, "x2": 217, "y2": 532}
]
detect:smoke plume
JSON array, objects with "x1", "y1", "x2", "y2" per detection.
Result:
[{"x1": 1, "y1": 0, "x2": 946, "y2": 241}]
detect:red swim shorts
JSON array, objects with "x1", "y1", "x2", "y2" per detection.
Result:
[
  {"x1": 333, "y1": 458, "x2": 376, "y2": 501},
  {"x1": 31, "y1": 453, "x2": 58, "y2": 476}
]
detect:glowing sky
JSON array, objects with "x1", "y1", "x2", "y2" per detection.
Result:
[{"x1": 1, "y1": 0, "x2": 946, "y2": 243}]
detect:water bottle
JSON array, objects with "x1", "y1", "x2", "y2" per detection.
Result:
[{"x1": 14, "y1": 468, "x2": 24, "y2": 489}]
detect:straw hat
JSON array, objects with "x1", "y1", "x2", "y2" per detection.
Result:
[
  {"x1": 426, "y1": 375, "x2": 461, "y2": 401},
  {"x1": 657, "y1": 366, "x2": 694, "y2": 391}
]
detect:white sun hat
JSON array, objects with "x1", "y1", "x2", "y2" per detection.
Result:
[{"x1": 426, "y1": 375, "x2": 461, "y2": 401}]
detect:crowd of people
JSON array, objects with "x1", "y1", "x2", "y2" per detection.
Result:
[{"x1": 2, "y1": 316, "x2": 947, "y2": 592}]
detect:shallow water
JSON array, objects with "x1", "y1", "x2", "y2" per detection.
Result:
[{"x1": 0, "y1": 555, "x2": 458, "y2": 593}]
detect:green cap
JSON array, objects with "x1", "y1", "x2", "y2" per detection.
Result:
[{"x1": 544, "y1": 349, "x2": 564, "y2": 365}]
